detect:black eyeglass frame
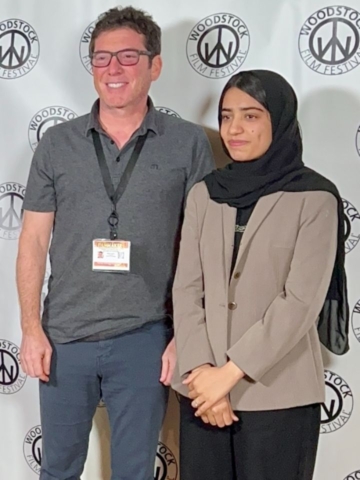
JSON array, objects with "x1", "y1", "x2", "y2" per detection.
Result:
[{"x1": 90, "y1": 48, "x2": 153, "y2": 67}]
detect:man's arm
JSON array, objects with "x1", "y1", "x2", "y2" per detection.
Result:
[{"x1": 17, "y1": 210, "x2": 54, "y2": 382}]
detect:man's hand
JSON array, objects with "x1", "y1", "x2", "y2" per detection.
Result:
[
  {"x1": 160, "y1": 337, "x2": 176, "y2": 386},
  {"x1": 200, "y1": 397, "x2": 239, "y2": 428},
  {"x1": 20, "y1": 324, "x2": 52, "y2": 382},
  {"x1": 184, "y1": 362, "x2": 245, "y2": 416}
]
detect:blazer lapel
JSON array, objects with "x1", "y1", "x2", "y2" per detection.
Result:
[
  {"x1": 232, "y1": 192, "x2": 285, "y2": 276},
  {"x1": 221, "y1": 203, "x2": 237, "y2": 286}
]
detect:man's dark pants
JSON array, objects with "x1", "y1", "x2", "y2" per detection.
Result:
[{"x1": 39, "y1": 321, "x2": 171, "y2": 480}]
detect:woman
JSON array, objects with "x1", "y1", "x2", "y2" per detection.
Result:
[{"x1": 171, "y1": 70, "x2": 349, "y2": 480}]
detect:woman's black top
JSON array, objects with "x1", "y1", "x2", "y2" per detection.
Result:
[{"x1": 230, "y1": 204, "x2": 256, "y2": 277}]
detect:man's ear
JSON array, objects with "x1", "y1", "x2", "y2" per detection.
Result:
[{"x1": 150, "y1": 55, "x2": 162, "y2": 81}]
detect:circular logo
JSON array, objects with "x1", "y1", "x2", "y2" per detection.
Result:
[
  {"x1": 356, "y1": 125, "x2": 360, "y2": 156},
  {"x1": 321, "y1": 370, "x2": 354, "y2": 433},
  {"x1": 0, "y1": 181, "x2": 25, "y2": 240},
  {"x1": 0, "y1": 339, "x2": 26, "y2": 394},
  {"x1": 186, "y1": 13, "x2": 250, "y2": 79},
  {"x1": 155, "y1": 107, "x2": 181, "y2": 118},
  {"x1": 23, "y1": 425, "x2": 42, "y2": 474},
  {"x1": 299, "y1": 6, "x2": 360, "y2": 75},
  {"x1": 28, "y1": 106, "x2": 78, "y2": 151},
  {"x1": 351, "y1": 298, "x2": 360, "y2": 343},
  {"x1": 343, "y1": 198, "x2": 360, "y2": 253},
  {"x1": 79, "y1": 21, "x2": 96, "y2": 74},
  {"x1": 0, "y1": 19, "x2": 40, "y2": 79},
  {"x1": 154, "y1": 442, "x2": 178, "y2": 480},
  {"x1": 344, "y1": 471, "x2": 360, "y2": 480}
]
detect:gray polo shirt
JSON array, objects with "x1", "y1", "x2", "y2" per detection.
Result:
[{"x1": 23, "y1": 99, "x2": 214, "y2": 343}]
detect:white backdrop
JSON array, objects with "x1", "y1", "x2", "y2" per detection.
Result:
[{"x1": 1, "y1": 1, "x2": 360, "y2": 479}]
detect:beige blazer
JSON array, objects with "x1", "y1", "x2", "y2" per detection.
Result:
[{"x1": 171, "y1": 181, "x2": 338, "y2": 411}]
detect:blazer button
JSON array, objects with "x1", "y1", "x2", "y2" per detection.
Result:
[
  {"x1": 234, "y1": 272, "x2": 240, "y2": 279},
  {"x1": 228, "y1": 302, "x2": 237, "y2": 310}
]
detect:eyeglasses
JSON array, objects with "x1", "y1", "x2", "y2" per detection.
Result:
[{"x1": 90, "y1": 49, "x2": 152, "y2": 67}]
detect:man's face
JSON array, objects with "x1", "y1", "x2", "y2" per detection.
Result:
[{"x1": 92, "y1": 28, "x2": 162, "y2": 111}]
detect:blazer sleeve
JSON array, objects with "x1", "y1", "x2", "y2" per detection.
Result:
[
  {"x1": 227, "y1": 191, "x2": 338, "y2": 383},
  {"x1": 173, "y1": 184, "x2": 216, "y2": 377}
]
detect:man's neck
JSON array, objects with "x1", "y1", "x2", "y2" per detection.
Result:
[{"x1": 98, "y1": 98, "x2": 148, "y2": 148}]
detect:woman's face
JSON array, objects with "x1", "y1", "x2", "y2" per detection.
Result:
[{"x1": 220, "y1": 87, "x2": 272, "y2": 162}]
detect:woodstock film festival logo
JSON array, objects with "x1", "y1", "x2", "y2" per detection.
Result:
[
  {"x1": 80, "y1": 20, "x2": 96, "y2": 74},
  {"x1": 155, "y1": 442, "x2": 178, "y2": 480},
  {"x1": 321, "y1": 370, "x2": 353, "y2": 434},
  {"x1": 0, "y1": 182, "x2": 25, "y2": 240},
  {"x1": 351, "y1": 298, "x2": 360, "y2": 344},
  {"x1": 299, "y1": 6, "x2": 360, "y2": 75},
  {"x1": 187, "y1": 13, "x2": 250, "y2": 79},
  {"x1": 155, "y1": 107, "x2": 181, "y2": 118},
  {"x1": 0, "y1": 339, "x2": 27, "y2": 395},
  {"x1": 24, "y1": 425, "x2": 42, "y2": 474},
  {"x1": 343, "y1": 198, "x2": 360, "y2": 253},
  {"x1": 0, "y1": 18, "x2": 39, "y2": 79},
  {"x1": 344, "y1": 471, "x2": 360, "y2": 480},
  {"x1": 28, "y1": 106, "x2": 78, "y2": 151}
]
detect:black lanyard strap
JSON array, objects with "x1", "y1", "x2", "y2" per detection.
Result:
[{"x1": 92, "y1": 130, "x2": 147, "y2": 239}]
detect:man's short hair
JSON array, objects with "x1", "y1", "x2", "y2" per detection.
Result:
[{"x1": 89, "y1": 6, "x2": 161, "y2": 58}]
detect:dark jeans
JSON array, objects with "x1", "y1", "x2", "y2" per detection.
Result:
[
  {"x1": 180, "y1": 395, "x2": 320, "y2": 480},
  {"x1": 40, "y1": 321, "x2": 171, "y2": 480}
]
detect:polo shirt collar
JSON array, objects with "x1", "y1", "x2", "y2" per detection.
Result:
[{"x1": 85, "y1": 97, "x2": 159, "y2": 136}]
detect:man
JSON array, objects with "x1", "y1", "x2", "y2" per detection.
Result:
[{"x1": 17, "y1": 6, "x2": 214, "y2": 480}]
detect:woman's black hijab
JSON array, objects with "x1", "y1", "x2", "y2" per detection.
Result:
[{"x1": 204, "y1": 69, "x2": 349, "y2": 355}]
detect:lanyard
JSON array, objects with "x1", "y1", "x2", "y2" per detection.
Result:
[{"x1": 92, "y1": 130, "x2": 147, "y2": 240}]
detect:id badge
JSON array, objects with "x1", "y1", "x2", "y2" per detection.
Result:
[{"x1": 92, "y1": 239, "x2": 131, "y2": 272}]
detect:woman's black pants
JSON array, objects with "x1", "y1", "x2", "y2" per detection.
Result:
[{"x1": 180, "y1": 396, "x2": 321, "y2": 480}]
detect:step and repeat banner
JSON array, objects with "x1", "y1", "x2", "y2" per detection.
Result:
[{"x1": 1, "y1": 0, "x2": 360, "y2": 479}]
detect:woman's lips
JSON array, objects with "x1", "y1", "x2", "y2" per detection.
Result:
[{"x1": 228, "y1": 140, "x2": 249, "y2": 147}]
